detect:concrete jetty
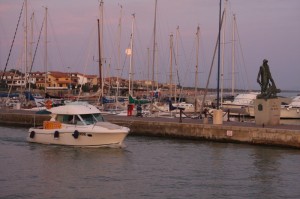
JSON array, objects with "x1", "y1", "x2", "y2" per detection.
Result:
[{"x1": 0, "y1": 109, "x2": 300, "y2": 148}]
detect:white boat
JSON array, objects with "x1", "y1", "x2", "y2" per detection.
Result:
[
  {"x1": 280, "y1": 96, "x2": 300, "y2": 119},
  {"x1": 172, "y1": 102, "x2": 195, "y2": 113},
  {"x1": 27, "y1": 103, "x2": 130, "y2": 147},
  {"x1": 221, "y1": 92, "x2": 259, "y2": 116}
]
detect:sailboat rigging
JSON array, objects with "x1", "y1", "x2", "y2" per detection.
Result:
[
  {"x1": 194, "y1": 25, "x2": 200, "y2": 113},
  {"x1": 151, "y1": 0, "x2": 158, "y2": 92},
  {"x1": 98, "y1": 0, "x2": 104, "y2": 102},
  {"x1": 169, "y1": 33, "x2": 173, "y2": 99},
  {"x1": 199, "y1": 10, "x2": 225, "y2": 115},
  {"x1": 0, "y1": 1, "x2": 24, "y2": 88},
  {"x1": 44, "y1": 6, "x2": 48, "y2": 94},
  {"x1": 128, "y1": 14, "x2": 135, "y2": 96},
  {"x1": 116, "y1": 4, "x2": 123, "y2": 100}
]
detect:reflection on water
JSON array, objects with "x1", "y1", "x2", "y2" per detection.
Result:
[{"x1": 1, "y1": 126, "x2": 300, "y2": 199}]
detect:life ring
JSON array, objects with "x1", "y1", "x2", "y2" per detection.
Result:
[
  {"x1": 72, "y1": 130, "x2": 79, "y2": 139},
  {"x1": 54, "y1": 131, "x2": 59, "y2": 139},
  {"x1": 29, "y1": 131, "x2": 35, "y2": 138},
  {"x1": 45, "y1": 100, "x2": 53, "y2": 109}
]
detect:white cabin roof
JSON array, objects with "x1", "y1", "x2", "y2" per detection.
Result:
[{"x1": 50, "y1": 104, "x2": 100, "y2": 115}]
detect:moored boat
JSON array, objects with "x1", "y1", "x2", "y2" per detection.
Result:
[
  {"x1": 221, "y1": 92, "x2": 259, "y2": 116},
  {"x1": 27, "y1": 102, "x2": 130, "y2": 147},
  {"x1": 280, "y1": 96, "x2": 300, "y2": 119}
]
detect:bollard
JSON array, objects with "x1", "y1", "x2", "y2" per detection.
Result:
[
  {"x1": 179, "y1": 109, "x2": 183, "y2": 123},
  {"x1": 227, "y1": 109, "x2": 230, "y2": 122}
]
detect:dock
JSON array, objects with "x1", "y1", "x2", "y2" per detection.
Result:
[{"x1": 0, "y1": 108, "x2": 300, "y2": 149}]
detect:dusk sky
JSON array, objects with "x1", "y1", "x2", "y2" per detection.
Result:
[{"x1": 1, "y1": 0, "x2": 299, "y2": 91}]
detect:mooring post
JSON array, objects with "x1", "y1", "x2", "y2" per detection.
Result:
[
  {"x1": 227, "y1": 109, "x2": 230, "y2": 122},
  {"x1": 179, "y1": 109, "x2": 183, "y2": 123}
]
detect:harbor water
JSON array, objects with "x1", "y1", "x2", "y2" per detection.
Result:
[{"x1": 1, "y1": 126, "x2": 300, "y2": 199}]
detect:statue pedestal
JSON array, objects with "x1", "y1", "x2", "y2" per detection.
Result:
[{"x1": 254, "y1": 98, "x2": 280, "y2": 126}]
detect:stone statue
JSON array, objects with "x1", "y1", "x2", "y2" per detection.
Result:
[{"x1": 256, "y1": 59, "x2": 280, "y2": 99}]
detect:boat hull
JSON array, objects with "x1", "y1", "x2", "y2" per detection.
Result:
[
  {"x1": 221, "y1": 104, "x2": 253, "y2": 116},
  {"x1": 27, "y1": 127, "x2": 129, "y2": 147},
  {"x1": 280, "y1": 107, "x2": 300, "y2": 119}
]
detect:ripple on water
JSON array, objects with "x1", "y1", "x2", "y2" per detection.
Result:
[{"x1": 1, "y1": 128, "x2": 300, "y2": 199}]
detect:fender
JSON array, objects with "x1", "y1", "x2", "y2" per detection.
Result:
[
  {"x1": 29, "y1": 131, "x2": 35, "y2": 138},
  {"x1": 54, "y1": 131, "x2": 59, "y2": 139},
  {"x1": 72, "y1": 130, "x2": 79, "y2": 139}
]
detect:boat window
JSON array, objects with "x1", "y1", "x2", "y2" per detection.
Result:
[
  {"x1": 57, "y1": 115, "x2": 74, "y2": 124},
  {"x1": 80, "y1": 114, "x2": 96, "y2": 125},
  {"x1": 74, "y1": 115, "x2": 84, "y2": 125},
  {"x1": 93, "y1": 113, "x2": 104, "y2": 122}
]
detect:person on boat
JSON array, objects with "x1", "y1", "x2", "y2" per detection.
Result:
[{"x1": 257, "y1": 59, "x2": 280, "y2": 98}]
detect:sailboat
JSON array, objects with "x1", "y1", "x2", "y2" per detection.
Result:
[
  {"x1": 219, "y1": 13, "x2": 259, "y2": 116},
  {"x1": 0, "y1": 1, "x2": 45, "y2": 109}
]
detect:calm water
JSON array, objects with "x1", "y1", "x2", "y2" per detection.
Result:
[{"x1": 1, "y1": 126, "x2": 300, "y2": 199}]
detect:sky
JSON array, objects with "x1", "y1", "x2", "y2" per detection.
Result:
[{"x1": 0, "y1": 0, "x2": 300, "y2": 91}]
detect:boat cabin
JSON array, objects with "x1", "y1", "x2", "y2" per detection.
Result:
[
  {"x1": 55, "y1": 113, "x2": 104, "y2": 125},
  {"x1": 49, "y1": 103, "x2": 105, "y2": 126}
]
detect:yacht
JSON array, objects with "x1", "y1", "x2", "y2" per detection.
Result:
[{"x1": 27, "y1": 102, "x2": 130, "y2": 147}]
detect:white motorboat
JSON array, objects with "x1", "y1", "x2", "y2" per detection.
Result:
[
  {"x1": 280, "y1": 96, "x2": 300, "y2": 119},
  {"x1": 27, "y1": 103, "x2": 130, "y2": 147}
]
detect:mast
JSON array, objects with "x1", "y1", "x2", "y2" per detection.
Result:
[
  {"x1": 200, "y1": 10, "x2": 225, "y2": 114},
  {"x1": 116, "y1": 4, "x2": 122, "y2": 98},
  {"x1": 128, "y1": 14, "x2": 135, "y2": 96},
  {"x1": 1, "y1": 1, "x2": 24, "y2": 87},
  {"x1": 217, "y1": 0, "x2": 222, "y2": 109},
  {"x1": 151, "y1": 0, "x2": 158, "y2": 91},
  {"x1": 169, "y1": 33, "x2": 173, "y2": 99},
  {"x1": 28, "y1": 12, "x2": 34, "y2": 91},
  {"x1": 24, "y1": 0, "x2": 28, "y2": 89},
  {"x1": 231, "y1": 14, "x2": 236, "y2": 95},
  {"x1": 99, "y1": 0, "x2": 104, "y2": 97},
  {"x1": 44, "y1": 6, "x2": 48, "y2": 94},
  {"x1": 175, "y1": 26, "x2": 179, "y2": 104},
  {"x1": 195, "y1": 26, "x2": 200, "y2": 112},
  {"x1": 97, "y1": 19, "x2": 102, "y2": 93},
  {"x1": 147, "y1": 47, "x2": 150, "y2": 94},
  {"x1": 155, "y1": 43, "x2": 158, "y2": 90},
  {"x1": 221, "y1": 0, "x2": 228, "y2": 105}
]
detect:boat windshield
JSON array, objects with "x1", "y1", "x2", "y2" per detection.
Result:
[
  {"x1": 80, "y1": 113, "x2": 104, "y2": 125},
  {"x1": 93, "y1": 113, "x2": 105, "y2": 122}
]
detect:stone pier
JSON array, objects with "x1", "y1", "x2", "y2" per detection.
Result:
[{"x1": 0, "y1": 109, "x2": 300, "y2": 149}]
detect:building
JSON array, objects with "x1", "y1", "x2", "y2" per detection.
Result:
[{"x1": 0, "y1": 71, "x2": 26, "y2": 88}]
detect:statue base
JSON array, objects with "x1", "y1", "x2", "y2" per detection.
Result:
[{"x1": 254, "y1": 98, "x2": 280, "y2": 126}]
